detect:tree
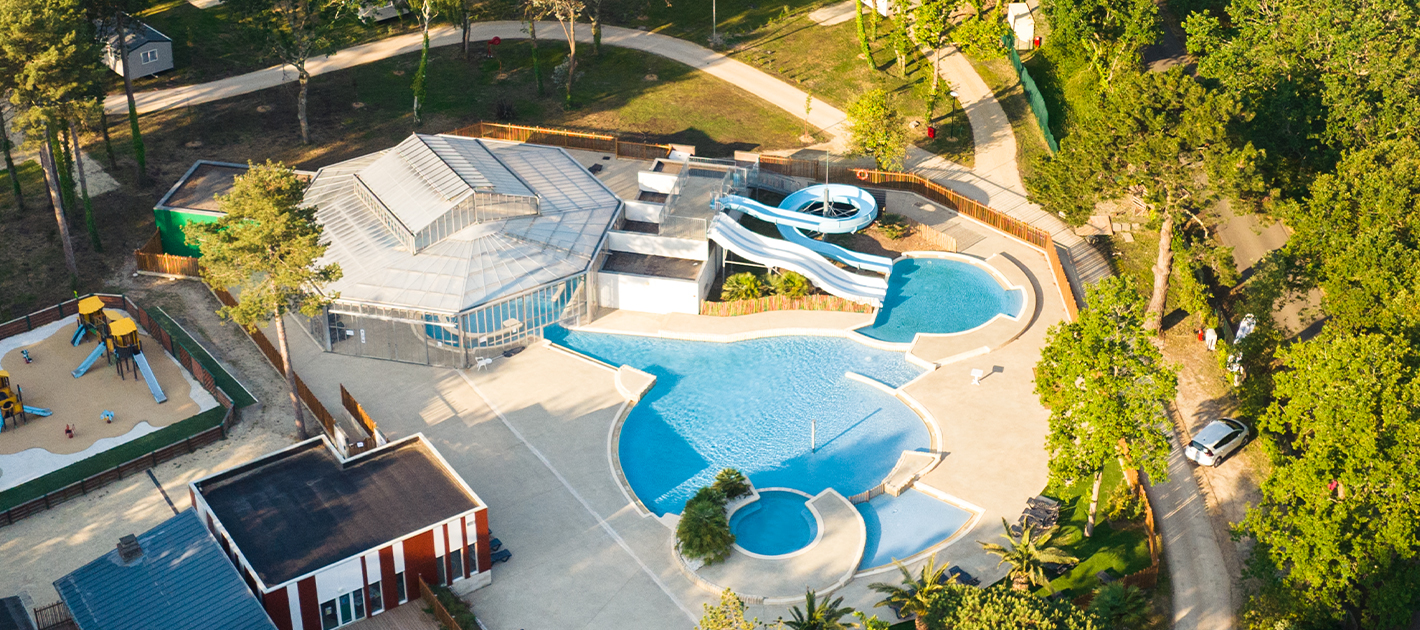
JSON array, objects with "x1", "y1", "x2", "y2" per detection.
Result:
[
  {"x1": 587, "y1": 0, "x2": 608, "y2": 55},
  {"x1": 81, "y1": 0, "x2": 149, "y2": 183},
  {"x1": 721, "y1": 272, "x2": 763, "y2": 301},
  {"x1": 528, "y1": 0, "x2": 584, "y2": 105},
  {"x1": 37, "y1": 124, "x2": 79, "y2": 279},
  {"x1": 951, "y1": 15, "x2": 1009, "y2": 60},
  {"x1": 0, "y1": 101, "x2": 20, "y2": 211},
  {"x1": 1024, "y1": 69, "x2": 1258, "y2": 333},
  {"x1": 69, "y1": 117, "x2": 101, "y2": 251},
  {"x1": 888, "y1": 0, "x2": 912, "y2": 78},
  {"x1": 785, "y1": 590, "x2": 855, "y2": 630},
  {"x1": 853, "y1": 0, "x2": 875, "y2": 68},
  {"x1": 712, "y1": 468, "x2": 751, "y2": 500},
  {"x1": 523, "y1": 4, "x2": 546, "y2": 97},
  {"x1": 769, "y1": 271, "x2": 811, "y2": 298},
  {"x1": 676, "y1": 486, "x2": 734, "y2": 565},
  {"x1": 1088, "y1": 583, "x2": 1149, "y2": 630},
  {"x1": 697, "y1": 589, "x2": 765, "y2": 630},
  {"x1": 229, "y1": 0, "x2": 352, "y2": 143},
  {"x1": 913, "y1": 0, "x2": 950, "y2": 94},
  {"x1": 925, "y1": 584, "x2": 1103, "y2": 630},
  {"x1": 868, "y1": 557, "x2": 952, "y2": 630},
  {"x1": 1034, "y1": 277, "x2": 1176, "y2": 533},
  {"x1": 185, "y1": 162, "x2": 342, "y2": 439},
  {"x1": 1241, "y1": 332, "x2": 1420, "y2": 628},
  {"x1": 979, "y1": 518, "x2": 1078, "y2": 591},
  {"x1": 845, "y1": 89, "x2": 907, "y2": 170},
  {"x1": 1040, "y1": 0, "x2": 1156, "y2": 88}
]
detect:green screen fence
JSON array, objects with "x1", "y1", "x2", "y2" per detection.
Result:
[{"x1": 1003, "y1": 33, "x2": 1060, "y2": 153}]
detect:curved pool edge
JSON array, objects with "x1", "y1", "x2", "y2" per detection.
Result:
[
  {"x1": 727, "y1": 487, "x2": 825, "y2": 560},
  {"x1": 851, "y1": 483, "x2": 986, "y2": 578},
  {"x1": 899, "y1": 252, "x2": 1040, "y2": 366}
]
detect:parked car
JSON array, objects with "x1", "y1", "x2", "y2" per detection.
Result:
[{"x1": 1184, "y1": 418, "x2": 1250, "y2": 466}]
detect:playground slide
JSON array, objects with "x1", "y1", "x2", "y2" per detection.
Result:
[
  {"x1": 71, "y1": 324, "x2": 88, "y2": 347},
  {"x1": 708, "y1": 215, "x2": 887, "y2": 306},
  {"x1": 71, "y1": 344, "x2": 106, "y2": 379},
  {"x1": 132, "y1": 352, "x2": 168, "y2": 404},
  {"x1": 22, "y1": 406, "x2": 52, "y2": 417}
]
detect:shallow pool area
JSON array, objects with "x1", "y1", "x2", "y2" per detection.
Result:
[
  {"x1": 546, "y1": 327, "x2": 928, "y2": 516},
  {"x1": 729, "y1": 491, "x2": 819, "y2": 556},
  {"x1": 857, "y1": 257, "x2": 1025, "y2": 343},
  {"x1": 856, "y1": 488, "x2": 974, "y2": 570}
]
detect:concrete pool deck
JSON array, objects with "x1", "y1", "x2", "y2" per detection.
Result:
[{"x1": 277, "y1": 207, "x2": 1062, "y2": 626}]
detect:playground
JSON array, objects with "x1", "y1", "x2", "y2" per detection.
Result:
[{"x1": 0, "y1": 300, "x2": 216, "y2": 492}]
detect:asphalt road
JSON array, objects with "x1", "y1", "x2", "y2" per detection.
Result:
[{"x1": 1147, "y1": 435, "x2": 1236, "y2": 630}]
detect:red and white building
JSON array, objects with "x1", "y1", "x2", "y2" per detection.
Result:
[{"x1": 190, "y1": 434, "x2": 490, "y2": 630}]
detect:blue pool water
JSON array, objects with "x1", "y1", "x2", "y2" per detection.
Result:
[
  {"x1": 857, "y1": 257, "x2": 1025, "y2": 343},
  {"x1": 546, "y1": 327, "x2": 929, "y2": 516},
  {"x1": 857, "y1": 489, "x2": 974, "y2": 569},
  {"x1": 729, "y1": 491, "x2": 819, "y2": 555}
]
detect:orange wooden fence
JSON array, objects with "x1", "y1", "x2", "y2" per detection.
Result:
[
  {"x1": 700, "y1": 293, "x2": 876, "y2": 317},
  {"x1": 418, "y1": 577, "x2": 468, "y2": 630},
  {"x1": 134, "y1": 231, "x2": 201, "y2": 278},
  {"x1": 447, "y1": 121, "x2": 675, "y2": 160}
]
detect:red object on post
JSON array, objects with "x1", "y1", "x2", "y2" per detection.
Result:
[
  {"x1": 926, "y1": 126, "x2": 937, "y2": 139},
  {"x1": 1033, "y1": 36, "x2": 1042, "y2": 48},
  {"x1": 487, "y1": 36, "x2": 502, "y2": 56}
]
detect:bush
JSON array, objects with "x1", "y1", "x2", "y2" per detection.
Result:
[
  {"x1": 953, "y1": 16, "x2": 1010, "y2": 60},
  {"x1": 768, "y1": 271, "x2": 812, "y2": 298},
  {"x1": 713, "y1": 468, "x2": 751, "y2": 500},
  {"x1": 875, "y1": 213, "x2": 914, "y2": 239},
  {"x1": 721, "y1": 272, "x2": 764, "y2": 301},
  {"x1": 1103, "y1": 486, "x2": 1145, "y2": 523},
  {"x1": 430, "y1": 584, "x2": 479, "y2": 629},
  {"x1": 676, "y1": 486, "x2": 735, "y2": 565}
]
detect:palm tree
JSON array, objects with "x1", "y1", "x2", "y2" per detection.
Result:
[
  {"x1": 978, "y1": 518, "x2": 1078, "y2": 592},
  {"x1": 868, "y1": 557, "x2": 952, "y2": 630},
  {"x1": 1089, "y1": 583, "x2": 1151, "y2": 629},
  {"x1": 784, "y1": 590, "x2": 856, "y2": 630}
]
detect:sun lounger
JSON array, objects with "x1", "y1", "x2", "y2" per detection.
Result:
[{"x1": 491, "y1": 548, "x2": 512, "y2": 564}]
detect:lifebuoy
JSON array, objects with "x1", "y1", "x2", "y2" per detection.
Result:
[{"x1": 855, "y1": 169, "x2": 869, "y2": 181}]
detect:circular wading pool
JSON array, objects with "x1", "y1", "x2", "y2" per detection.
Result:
[{"x1": 729, "y1": 491, "x2": 819, "y2": 556}]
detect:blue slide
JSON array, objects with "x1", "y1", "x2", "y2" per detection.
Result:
[
  {"x1": 71, "y1": 344, "x2": 106, "y2": 378},
  {"x1": 23, "y1": 406, "x2": 52, "y2": 417},
  {"x1": 715, "y1": 184, "x2": 894, "y2": 275},
  {"x1": 132, "y1": 352, "x2": 168, "y2": 404},
  {"x1": 71, "y1": 324, "x2": 89, "y2": 347}
]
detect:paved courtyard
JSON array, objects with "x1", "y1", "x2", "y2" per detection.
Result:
[{"x1": 281, "y1": 208, "x2": 1066, "y2": 628}]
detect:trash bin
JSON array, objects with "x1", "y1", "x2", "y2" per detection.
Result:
[{"x1": 926, "y1": 126, "x2": 937, "y2": 139}]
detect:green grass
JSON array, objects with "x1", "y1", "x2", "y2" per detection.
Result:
[
  {"x1": 1019, "y1": 43, "x2": 1100, "y2": 142},
  {"x1": 142, "y1": 306, "x2": 257, "y2": 408},
  {"x1": 0, "y1": 405, "x2": 227, "y2": 512},
  {"x1": 1038, "y1": 458, "x2": 1154, "y2": 598}
]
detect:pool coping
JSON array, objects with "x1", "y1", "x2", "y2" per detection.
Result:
[
  {"x1": 726, "y1": 486, "x2": 826, "y2": 561},
  {"x1": 852, "y1": 483, "x2": 987, "y2": 578}
]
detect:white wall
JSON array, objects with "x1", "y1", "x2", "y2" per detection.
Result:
[
  {"x1": 638, "y1": 171, "x2": 678, "y2": 194},
  {"x1": 624, "y1": 200, "x2": 663, "y2": 223},
  {"x1": 598, "y1": 272, "x2": 701, "y2": 314},
  {"x1": 607, "y1": 231, "x2": 709, "y2": 260},
  {"x1": 315, "y1": 557, "x2": 365, "y2": 602}
]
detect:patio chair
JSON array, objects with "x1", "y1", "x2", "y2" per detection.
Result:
[
  {"x1": 489, "y1": 538, "x2": 502, "y2": 552},
  {"x1": 491, "y1": 549, "x2": 512, "y2": 564},
  {"x1": 947, "y1": 566, "x2": 980, "y2": 587},
  {"x1": 1096, "y1": 570, "x2": 1116, "y2": 585},
  {"x1": 475, "y1": 357, "x2": 494, "y2": 371}
]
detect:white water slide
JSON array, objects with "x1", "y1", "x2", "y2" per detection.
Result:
[
  {"x1": 708, "y1": 215, "x2": 888, "y2": 306},
  {"x1": 716, "y1": 184, "x2": 894, "y2": 275}
]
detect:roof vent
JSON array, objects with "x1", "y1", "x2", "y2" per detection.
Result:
[{"x1": 117, "y1": 535, "x2": 143, "y2": 563}]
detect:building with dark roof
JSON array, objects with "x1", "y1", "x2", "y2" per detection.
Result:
[
  {"x1": 52, "y1": 510, "x2": 278, "y2": 630},
  {"x1": 0, "y1": 597, "x2": 35, "y2": 630},
  {"x1": 96, "y1": 15, "x2": 173, "y2": 78},
  {"x1": 190, "y1": 434, "x2": 489, "y2": 630}
]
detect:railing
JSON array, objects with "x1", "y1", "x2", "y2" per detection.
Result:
[
  {"x1": 341, "y1": 384, "x2": 378, "y2": 440},
  {"x1": 447, "y1": 121, "x2": 675, "y2": 160},
  {"x1": 0, "y1": 294, "x2": 237, "y2": 529},
  {"x1": 418, "y1": 576, "x2": 467, "y2": 630},
  {"x1": 700, "y1": 294, "x2": 877, "y2": 317},
  {"x1": 33, "y1": 601, "x2": 76, "y2": 630},
  {"x1": 134, "y1": 231, "x2": 201, "y2": 279}
]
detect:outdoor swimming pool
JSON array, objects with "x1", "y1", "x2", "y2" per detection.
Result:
[
  {"x1": 545, "y1": 328, "x2": 929, "y2": 516},
  {"x1": 857, "y1": 489, "x2": 974, "y2": 569},
  {"x1": 857, "y1": 257, "x2": 1025, "y2": 343},
  {"x1": 729, "y1": 490, "x2": 819, "y2": 556}
]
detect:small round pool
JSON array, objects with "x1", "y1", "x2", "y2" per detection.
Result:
[{"x1": 729, "y1": 491, "x2": 819, "y2": 556}]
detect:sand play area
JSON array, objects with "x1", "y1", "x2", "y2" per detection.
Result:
[{"x1": 0, "y1": 316, "x2": 217, "y2": 491}]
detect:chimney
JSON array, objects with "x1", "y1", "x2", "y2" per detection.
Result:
[{"x1": 117, "y1": 535, "x2": 143, "y2": 563}]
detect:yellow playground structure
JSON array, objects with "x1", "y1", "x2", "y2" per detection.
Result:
[
  {"x1": 100, "y1": 318, "x2": 167, "y2": 404},
  {"x1": 71, "y1": 296, "x2": 111, "y2": 346},
  {"x1": 0, "y1": 370, "x2": 53, "y2": 432}
]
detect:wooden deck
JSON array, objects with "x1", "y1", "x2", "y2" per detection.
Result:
[{"x1": 345, "y1": 604, "x2": 441, "y2": 630}]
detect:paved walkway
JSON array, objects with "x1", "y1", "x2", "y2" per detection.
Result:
[{"x1": 1146, "y1": 435, "x2": 1235, "y2": 630}]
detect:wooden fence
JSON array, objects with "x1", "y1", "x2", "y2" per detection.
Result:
[
  {"x1": 447, "y1": 121, "x2": 676, "y2": 161},
  {"x1": 341, "y1": 384, "x2": 378, "y2": 440},
  {"x1": 0, "y1": 294, "x2": 236, "y2": 528},
  {"x1": 700, "y1": 293, "x2": 877, "y2": 317},
  {"x1": 753, "y1": 155, "x2": 1081, "y2": 321},
  {"x1": 1120, "y1": 467, "x2": 1163, "y2": 591},
  {"x1": 134, "y1": 231, "x2": 202, "y2": 279},
  {"x1": 33, "y1": 601, "x2": 76, "y2": 630},
  {"x1": 418, "y1": 576, "x2": 467, "y2": 630}
]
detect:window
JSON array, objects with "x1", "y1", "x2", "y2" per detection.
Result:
[
  {"x1": 353, "y1": 591, "x2": 365, "y2": 620},
  {"x1": 449, "y1": 549, "x2": 463, "y2": 581},
  {"x1": 140, "y1": 49, "x2": 159, "y2": 64},
  {"x1": 320, "y1": 601, "x2": 338, "y2": 630},
  {"x1": 394, "y1": 571, "x2": 406, "y2": 603},
  {"x1": 436, "y1": 555, "x2": 446, "y2": 585},
  {"x1": 367, "y1": 581, "x2": 383, "y2": 615}
]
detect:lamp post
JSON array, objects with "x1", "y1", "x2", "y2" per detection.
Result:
[
  {"x1": 948, "y1": 90, "x2": 961, "y2": 140},
  {"x1": 712, "y1": 0, "x2": 719, "y2": 47}
]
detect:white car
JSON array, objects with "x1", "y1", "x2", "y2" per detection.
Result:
[{"x1": 1184, "y1": 418, "x2": 1250, "y2": 467}]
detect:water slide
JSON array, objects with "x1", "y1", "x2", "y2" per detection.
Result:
[
  {"x1": 708, "y1": 215, "x2": 888, "y2": 306},
  {"x1": 71, "y1": 344, "x2": 106, "y2": 378},
  {"x1": 132, "y1": 352, "x2": 168, "y2": 404},
  {"x1": 715, "y1": 184, "x2": 894, "y2": 275}
]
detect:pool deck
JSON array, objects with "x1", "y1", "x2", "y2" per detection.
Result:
[{"x1": 277, "y1": 202, "x2": 1062, "y2": 627}]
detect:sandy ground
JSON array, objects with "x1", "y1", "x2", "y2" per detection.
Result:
[
  {"x1": 0, "y1": 321, "x2": 205, "y2": 456},
  {"x1": 0, "y1": 273, "x2": 307, "y2": 607}
]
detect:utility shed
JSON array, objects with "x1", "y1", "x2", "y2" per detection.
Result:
[
  {"x1": 97, "y1": 16, "x2": 174, "y2": 78},
  {"x1": 1007, "y1": 3, "x2": 1036, "y2": 50},
  {"x1": 52, "y1": 510, "x2": 278, "y2": 630}
]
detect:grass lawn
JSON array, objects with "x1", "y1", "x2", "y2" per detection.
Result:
[
  {"x1": 1038, "y1": 458, "x2": 1154, "y2": 598},
  {"x1": 1019, "y1": 43, "x2": 1100, "y2": 143}
]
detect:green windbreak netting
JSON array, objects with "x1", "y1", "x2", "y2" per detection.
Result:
[{"x1": 1003, "y1": 33, "x2": 1060, "y2": 153}]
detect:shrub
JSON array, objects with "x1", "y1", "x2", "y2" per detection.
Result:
[
  {"x1": 1103, "y1": 486, "x2": 1145, "y2": 523},
  {"x1": 431, "y1": 584, "x2": 480, "y2": 629},
  {"x1": 721, "y1": 272, "x2": 764, "y2": 301},
  {"x1": 769, "y1": 271, "x2": 812, "y2": 298},
  {"x1": 713, "y1": 468, "x2": 752, "y2": 500},
  {"x1": 876, "y1": 213, "x2": 914, "y2": 239},
  {"x1": 953, "y1": 16, "x2": 1010, "y2": 60},
  {"x1": 677, "y1": 486, "x2": 735, "y2": 565}
]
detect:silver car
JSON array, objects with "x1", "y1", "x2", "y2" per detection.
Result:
[{"x1": 1184, "y1": 418, "x2": 1250, "y2": 467}]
